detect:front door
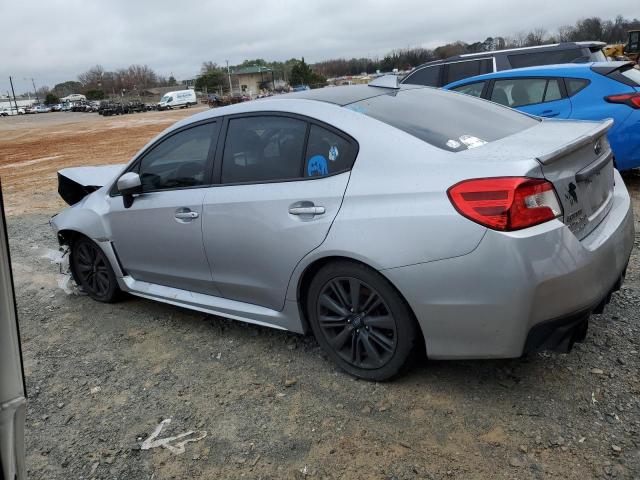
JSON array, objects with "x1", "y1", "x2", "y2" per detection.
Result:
[
  {"x1": 107, "y1": 121, "x2": 220, "y2": 295},
  {"x1": 202, "y1": 114, "x2": 358, "y2": 311}
]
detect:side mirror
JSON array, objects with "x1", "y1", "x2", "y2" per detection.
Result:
[{"x1": 117, "y1": 172, "x2": 142, "y2": 208}]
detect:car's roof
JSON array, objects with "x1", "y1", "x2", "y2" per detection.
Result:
[
  {"x1": 443, "y1": 62, "x2": 627, "y2": 89},
  {"x1": 407, "y1": 41, "x2": 606, "y2": 71},
  {"x1": 280, "y1": 83, "x2": 423, "y2": 106}
]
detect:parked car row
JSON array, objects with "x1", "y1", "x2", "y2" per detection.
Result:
[
  {"x1": 0, "y1": 107, "x2": 26, "y2": 116},
  {"x1": 98, "y1": 101, "x2": 151, "y2": 116},
  {"x1": 442, "y1": 61, "x2": 640, "y2": 170}
]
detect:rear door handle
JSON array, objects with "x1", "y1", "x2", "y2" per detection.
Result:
[
  {"x1": 541, "y1": 110, "x2": 559, "y2": 117},
  {"x1": 289, "y1": 206, "x2": 325, "y2": 216}
]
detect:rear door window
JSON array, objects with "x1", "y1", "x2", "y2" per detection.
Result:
[
  {"x1": 490, "y1": 78, "x2": 564, "y2": 107},
  {"x1": 304, "y1": 125, "x2": 356, "y2": 177},
  {"x1": 451, "y1": 82, "x2": 485, "y2": 97},
  {"x1": 221, "y1": 116, "x2": 307, "y2": 184},
  {"x1": 402, "y1": 65, "x2": 442, "y2": 87},
  {"x1": 444, "y1": 59, "x2": 493, "y2": 84}
]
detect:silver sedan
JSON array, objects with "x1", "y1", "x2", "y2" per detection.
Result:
[{"x1": 51, "y1": 79, "x2": 634, "y2": 380}]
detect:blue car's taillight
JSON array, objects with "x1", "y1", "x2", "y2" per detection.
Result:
[{"x1": 604, "y1": 92, "x2": 640, "y2": 109}]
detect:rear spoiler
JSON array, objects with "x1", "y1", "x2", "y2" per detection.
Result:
[
  {"x1": 590, "y1": 61, "x2": 635, "y2": 76},
  {"x1": 591, "y1": 62, "x2": 639, "y2": 88},
  {"x1": 536, "y1": 119, "x2": 613, "y2": 165}
]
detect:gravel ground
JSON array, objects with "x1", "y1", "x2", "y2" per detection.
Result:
[{"x1": 6, "y1": 170, "x2": 640, "y2": 479}]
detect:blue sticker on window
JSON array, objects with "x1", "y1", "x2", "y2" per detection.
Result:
[{"x1": 307, "y1": 155, "x2": 329, "y2": 176}]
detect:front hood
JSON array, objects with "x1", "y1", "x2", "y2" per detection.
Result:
[{"x1": 58, "y1": 164, "x2": 125, "y2": 205}]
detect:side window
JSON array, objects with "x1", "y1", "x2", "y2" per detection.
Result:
[
  {"x1": 565, "y1": 78, "x2": 590, "y2": 96},
  {"x1": 544, "y1": 79, "x2": 562, "y2": 102},
  {"x1": 445, "y1": 59, "x2": 492, "y2": 84},
  {"x1": 403, "y1": 65, "x2": 441, "y2": 87},
  {"x1": 452, "y1": 81, "x2": 485, "y2": 97},
  {"x1": 304, "y1": 125, "x2": 356, "y2": 177},
  {"x1": 491, "y1": 78, "x2": 547, "y2": 107},
  {"x1": 138, "y1": 122, "x2": 218, "y2": 192},
  {"x1": 221, "y1": 116, "x2": 307, "y2": 184},
  {"x1": 508, "y1": 49, "x2": 583, "y2": 68}
]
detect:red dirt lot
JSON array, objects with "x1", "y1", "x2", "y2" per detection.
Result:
[{"x1": 0, "y1": 108, "x2": 207, "y2": 216}]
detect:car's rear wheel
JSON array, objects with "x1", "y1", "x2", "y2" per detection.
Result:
[
  {"x1": 71, "y1": 237, "x2": 120, "y2": 303},
  {"x1": 307, "y1": 261, "x2": 419, "y2": 381}
]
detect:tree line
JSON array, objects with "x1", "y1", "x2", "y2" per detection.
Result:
[
  {"x1": 34, "y1": 14, "x2": 640, "y2": 103},
  {"x1": 314, "y1": 15, "x2": 640, "y2": 77}
]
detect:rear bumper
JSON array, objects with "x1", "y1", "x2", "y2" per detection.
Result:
[
  {"x1": 523, "y1": 262, "x2": 626, "y2": 354},
  {"x1": 383, "y1": 169, "x2": 634, "y2": 359}
]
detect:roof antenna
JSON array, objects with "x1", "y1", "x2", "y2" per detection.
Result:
[{"x1": 368, "y1": 75, "x2": 400, "y2": 89}]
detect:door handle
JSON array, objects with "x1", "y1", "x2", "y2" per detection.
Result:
[
  {"x1": 541, "y1": 110, "x2": 559, "y2": 117},
  {"x1": 289, "y1": 206, "x2": 325, "y2": 216},
  {"x1": 174, "y1": 210, "x2": 199, "y2": 220}
]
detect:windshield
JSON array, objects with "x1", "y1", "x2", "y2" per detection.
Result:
[
  {"x1": 160, "y1": 95, "x2": 170, "y2": 103},
  {"x1": 345, "y1": 87, "x2": 538, "y2": 152}
]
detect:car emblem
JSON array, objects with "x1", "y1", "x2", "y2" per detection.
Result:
[
  {"x1": 565, "y1": 182, "x2": 578, "y2": 205},
  {"x1": 594, "y1": 138, "x2": 602, "y2": 156}
]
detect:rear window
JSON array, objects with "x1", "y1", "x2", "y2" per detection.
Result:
[
  {"x1": 620, "y1": 66, "x2": 640, "y2": 86},
  {"x1": 346, "y1": 88, "x2": 538, "y2": 152},
  {"x1": 565, "y1": 78, "x2": 590, "y2": 96},
  {"x1": 508, "y1": 49, "x2": 588, "y2": 68}
]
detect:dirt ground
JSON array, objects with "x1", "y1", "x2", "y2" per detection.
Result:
[{"x1": 1, "y1": 111, "x2": 639, "y2": 479}]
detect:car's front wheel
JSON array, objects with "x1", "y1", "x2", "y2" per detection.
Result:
[
  {"x1": 71, "y1": 236, "x2": 120, "y2": 302},
  {"x1": 307, "y1": 261, "x2": 419, "y2": 381}
]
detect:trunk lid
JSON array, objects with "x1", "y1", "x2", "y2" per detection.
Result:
[
  {"x1": 535, "y1": 119, "x2": 614, "y2": 240},
  {"x1": 457, "y1": 117, "x2": 615, "y2": 239}
]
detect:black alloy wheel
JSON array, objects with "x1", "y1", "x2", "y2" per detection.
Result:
[
  {"x1": 317, "y1": 277, "x2": 397, "y2": 369},
  {"x1": 71, "y1": 237, "x2": 120, "y2": 302},
  {"x1": 307, "y1": 261, "x2": 419, "y2": 381}
]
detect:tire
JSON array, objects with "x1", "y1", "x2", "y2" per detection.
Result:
[
  {"x1": 306, "y1": 260, "x2": 419, "y2": 381},
  {"x1": 71, "y1": 236, "x2": 120, "y2": 303}
]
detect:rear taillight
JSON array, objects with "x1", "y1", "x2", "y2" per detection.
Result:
[
  {"x1": 447, "y1": 177, "x2": 562, "y2": 231},
  {"x1": 604, "y1": 92, "x2": 640, "y2": 108}
]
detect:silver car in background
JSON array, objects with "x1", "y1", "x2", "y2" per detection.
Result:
[{"x1": 51, "y1": 79, "x2": 634, "y2": 380}]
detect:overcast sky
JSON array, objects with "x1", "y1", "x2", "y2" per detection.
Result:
[{"x1": 1, "y1": 0, "x2": 638, "y2": 94}]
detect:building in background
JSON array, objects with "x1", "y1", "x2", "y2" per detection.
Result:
[{"x1": 232, "y1": 66, "x2": 274, "y2": 97}]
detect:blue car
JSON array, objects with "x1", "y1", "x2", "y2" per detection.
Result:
[{"x1": 443, "y1": 62, "x2": 640, "y2": 170}]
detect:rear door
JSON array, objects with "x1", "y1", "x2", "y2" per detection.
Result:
[
  {"x1": 202, "y1": 114, "x2": 357, "y2": 311},
  {"x1": 489, "y1": 77, "x2": 572, "y2": 118}
]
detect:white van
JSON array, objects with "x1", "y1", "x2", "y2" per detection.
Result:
[{"x1": 158, "y1": 90, "x2": 197, "y2": 110}]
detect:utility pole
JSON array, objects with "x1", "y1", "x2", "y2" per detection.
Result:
[
  {"x1": 31, "y1": 78, "x2": 39, "y2": 103},
  {"x1": 9, "y1": 76, "x2": 19, "y2": 113},
  {"x1": 226, "y1": 60, "x2": 232, "y2": 94}
]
